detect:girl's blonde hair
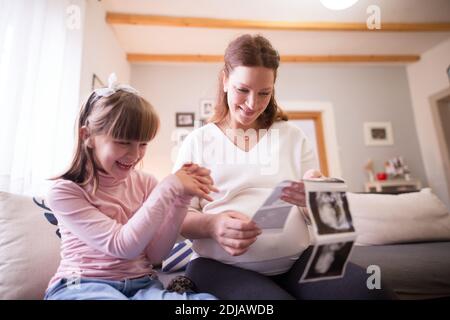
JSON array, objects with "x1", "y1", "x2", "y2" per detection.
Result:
[
  {"x1": 54, "y1": 90, "x2": 159, "y2": 191},
  {"x1": 209, "y1": 34, "x2": 288, "y2": 128}
]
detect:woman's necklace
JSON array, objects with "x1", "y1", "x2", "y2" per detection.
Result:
[
  {"x1": 223, "y1": 117, "x2": 259, "y2": 151},
  {"x1": 224, "y1": 117, "x2": 253, "y2": 141}
]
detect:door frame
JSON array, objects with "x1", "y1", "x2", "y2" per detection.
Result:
[{"x1": 429, "y1": 87, "x2": 450, "y2": 204}]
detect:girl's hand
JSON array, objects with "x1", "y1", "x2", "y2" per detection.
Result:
[
  {"x1": 208, "y1": 211, "x2": 262, "y2": 256},
  {"x1": 182, "y1": 163, "x2": 219, "y2": 192},
  {"x1": 280, "y1": 169, "x2": 323, "y2": 206},
  {"x1": 175, "y1": 163, "x2": 218, "y2": 201}
]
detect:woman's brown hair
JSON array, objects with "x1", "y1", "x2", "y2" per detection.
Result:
[
  {"x1": 209, "y1": 34, "x2": 288, "y2": 128},
  {"x1": 53, "y1": 90, "x2": 159, "y2": 192}
]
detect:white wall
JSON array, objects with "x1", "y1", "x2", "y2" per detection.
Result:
[
  {"x1": 407, "y1": 38, "x2": 450, "y2": 209},
  {"x1": 131, "y1": 63, "x2": 222, "y2": 180},
  {"x1": 277, "y1": 64, "x2": 427, "y2": 194},
  {"x1": 131, "y1": 63, "x2": 428, "y2": 192},
  {"x1": 79, "y1": 0, "x2": 130, "y2": 102}
]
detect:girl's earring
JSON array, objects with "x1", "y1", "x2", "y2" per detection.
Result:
[
  {"x1": 85, "y1": 138, "x2": 94, "y2": 149},
  {"x1": 80, "y1": 126, "x2": 93, "y2": 148}
]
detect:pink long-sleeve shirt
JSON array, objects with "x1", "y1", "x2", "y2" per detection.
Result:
[{"x1": 46, "y1": 170, "x2": 190, "y2": 289}]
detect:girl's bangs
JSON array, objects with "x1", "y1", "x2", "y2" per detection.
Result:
[{"x1": 107, "y1": 96, "x2": 159, "y2": 142}]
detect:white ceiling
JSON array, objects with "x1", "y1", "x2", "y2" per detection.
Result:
[
  {"x1": 102, "y1": 0, "x2": 450, "y2": 59},
  {"x1": 103, "y1": 0, "x2": 450, "y2": 22}
]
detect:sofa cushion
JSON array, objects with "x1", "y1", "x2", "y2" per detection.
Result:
[
  {"x1": 347, "y1": 188, "x2": 450, "y2": 245},
  {"x1": 350, "y1": 241, "x2": 450, "y2": 299},
  {"x1": 0, "y1": 192, "x2": 60, "y2": 299}
]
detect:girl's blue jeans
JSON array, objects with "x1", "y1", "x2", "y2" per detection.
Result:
[{"x1": 44, "y1": 273, "x2": 217, "y2": 300}]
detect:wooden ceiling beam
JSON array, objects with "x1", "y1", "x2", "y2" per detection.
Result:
[
  {"x1": 281, "y1": 55, "x2": 420, "y2": 63},
  {"x1": 107, "y1": 13, "x2": 450, "y2": 32},
  {"x1": 127, "y1": 54, "x2": 420, "y2": 63},
  {"x1": 127, "y1": 54, "x2": 222, "y2": 63}
]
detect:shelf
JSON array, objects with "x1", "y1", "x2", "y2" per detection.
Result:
[{"x1": 364, "y1": 179, "x2": 422, "y2": 193}]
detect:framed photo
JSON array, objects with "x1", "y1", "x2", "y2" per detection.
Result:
[
  {"x1": 172, "y1": 128, "x2": 191, "y2": 146},
  {"x1": 199, "y1": 100, "x2": 214, "y2": 119},
  {"x1": 176, "y1": 112, "x2": 195, "y2": 127},
  {"x1": 193, "y1": 119, "x2": 206, "y2": 128},
  {"x1": 91, "y1": 73, "x2": 105, "y2": 91},
  {"x1": 177, "y1": 131, "x2": 190, "y2": 143},
  {"x1": 364, "y1": 122, "x2": 394, "y2": 146}
]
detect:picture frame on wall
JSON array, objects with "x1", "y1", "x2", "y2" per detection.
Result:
[
  {"x1": 364, "y1": 122, "x2": 394, "y2": 146},
  {"x1": 199, "y1": 100, "x2": 214, "y2": 119},
  {"x1": 176, "y1": 112, "x2": 195, "y2": 127},
  {"x1": 172, "y1": 128, "x2": 191, "y2": 146}
]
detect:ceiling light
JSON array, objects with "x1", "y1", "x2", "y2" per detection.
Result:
[{"x1": 320, "y1": 0, "x2": 360, "y2": 10}]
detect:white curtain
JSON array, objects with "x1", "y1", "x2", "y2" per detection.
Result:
[{"x1": 0, "y1": 0, "x2": 84, "y2": 196}]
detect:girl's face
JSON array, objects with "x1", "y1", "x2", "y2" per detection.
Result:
[
  {"x1": 223, "y1": 66, "x2": 274, "y2": 130},
  {"x1": 91, "y1": 134, "x2": 148, "y2": 181}
]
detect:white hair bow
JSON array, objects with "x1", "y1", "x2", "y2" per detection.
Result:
[{"x1": 94, "y1": 73, "x2": 139, "y2": 97}]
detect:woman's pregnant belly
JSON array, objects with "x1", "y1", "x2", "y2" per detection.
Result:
[{"x1": 194, "y1": 188, "x2": 311, "y2": 274}]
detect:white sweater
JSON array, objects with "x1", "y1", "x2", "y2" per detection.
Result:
[{"x1": 173, "y1": 121, "x2": 318, "y2": 275}]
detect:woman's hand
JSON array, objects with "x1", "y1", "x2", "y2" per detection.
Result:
[
  {"x1": 280, "y1": 169, "x2": 323, "y2": 206},
  {"x1": 175, "y1": 163, "x2": 219, "y2": 201},
  {"x1": 303, "y1": 169, "x2": 323, "y2": 180},
  {"x1": 208, "y1": 211, "x2": 262, "y2": 256}
]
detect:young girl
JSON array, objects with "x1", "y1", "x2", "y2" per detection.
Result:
[{"x1": 44, "y1": 75, "x2": 217, "y2": 300}]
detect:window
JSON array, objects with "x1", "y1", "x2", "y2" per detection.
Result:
[{"x1": 0, "y1": 0, "x2": 83, "y2": 195}]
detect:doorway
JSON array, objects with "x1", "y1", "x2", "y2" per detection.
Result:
[
  {"x1": 286, "y1": 111, "x2": 329, "y2": 177},
  {"x1": 430, "y1": 87, "x2": 450, "y2": 202}
]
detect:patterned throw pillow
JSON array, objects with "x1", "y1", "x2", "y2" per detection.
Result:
[
  {"x1": 33, "y1": 197, "x2": 61, "y2": 238},
  {"x1": 161, "y1": 239, "x2": 194, "y2": 273},
  {"x1": 0, "y1": 192, "x2": 61, "y2": 299}
]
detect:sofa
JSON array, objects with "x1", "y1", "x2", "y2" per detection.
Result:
[
  {"x1": 346, "y1": 190, "x2": 450, "y2": 299},
  {"x1": 1, "y1": 189, "x2": 450, "y2": 300}
]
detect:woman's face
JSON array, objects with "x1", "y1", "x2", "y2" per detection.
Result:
[{"x1": 223, "y1": 66, "x2": 274, "y2": 129}]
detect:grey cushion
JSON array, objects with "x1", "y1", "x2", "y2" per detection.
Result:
[
  {"x1": 158, "y1": 242, "x2": 450, "y2": 299},
  {"x1": 349, "y1": 242, "x2": 450, "y2": 299}
]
